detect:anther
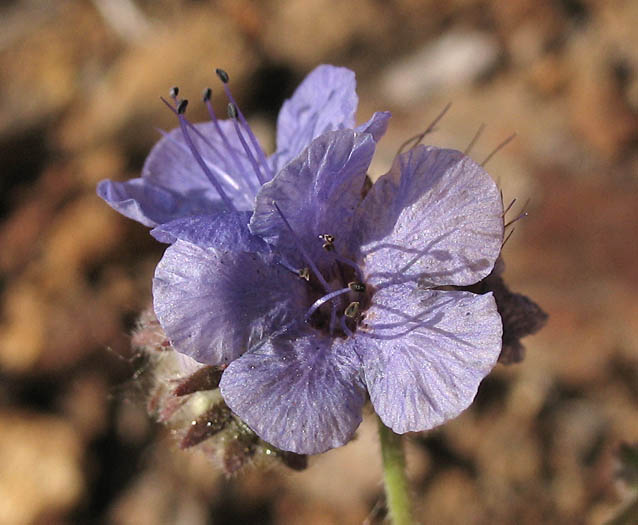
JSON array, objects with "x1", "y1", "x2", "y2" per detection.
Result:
[
  {"x1": 170, "y1": 86, "x2": 179, "y2": 98},
  {"x1": 274, "y1": 203, "x2": 331, "y2": 293},
  {"x1": 216, "y1": 68, "x2": 230, "y2": 84},
  {"x1": 298, "y1": 267, "x2": 311, "y2": 281},
  {"x1": 214, "y1": 67, "x2": 274, "y2": 181},
  {"x1": 344, "y1": 301, "x2": 360, "y2": 318},
  {"x1": 348, "y1": 282, "x2": 366, "y2": 293},
  {"x1": 177, "y1": 99, "x2": 188, "y2": 114},
  {"x1": 319, "y1": 233, "x2": 335, "y2": 251},
  {"x1": 202, "y1": 87, "x2": 212, "y2": 102},
  {"x1": 227, "y1": 102, "x2": 238, "y2": 120}
]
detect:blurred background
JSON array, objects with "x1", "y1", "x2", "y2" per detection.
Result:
[{"x1": 1, "y1": 0, "x2": 637, "y2": 523}]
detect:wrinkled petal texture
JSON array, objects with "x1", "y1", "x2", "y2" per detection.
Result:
[
  {"x1": 274, "y1": 65, "x2": 358, "y2": 171},
  {"x1": 359, "y1": 146, "x2": 504, "y2": 287},
  {"x1": 150, "y1": 210, "x2": 267, "y2": 253},
  {"x1": 98, "y1": 120, "x2": 259, "y2": 226},
  {"x1": 220, "y1": 333, "x2": 366, "y2": 454},
  {"x1": 251, "y1": 130, "x2": 375, "y2": 267},
  {"x1": 358, "y1": 284, "x2": 502, "y2": 433},
  {"x1": 153, "y1": 239, "x2": 307, "y2": 365}
]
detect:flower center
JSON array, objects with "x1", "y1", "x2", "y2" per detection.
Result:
[{"x1": 302, "y1": 233, "x2": 371, "y2": 338}]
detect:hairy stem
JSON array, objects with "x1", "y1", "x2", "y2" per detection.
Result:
[{"x1": 378, "y1": 416, "x2": 414, "y2": 525}]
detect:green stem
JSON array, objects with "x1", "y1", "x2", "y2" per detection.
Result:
[{"x1": 377, "y1": 416, "x2": 414, "y2": 525}]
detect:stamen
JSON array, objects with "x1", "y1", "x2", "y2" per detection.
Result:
[
  {"x1": 156, "y1": 129, "x2": 245, "y2": 195},
  {"x1": 332, "y1": 253, "x2": 364, "y2": 282},
  {"x1": 202, "y1": 89, "x2": 258, "y2": 194},
  {"x1": 304, "y1": 287, "x2": 352, "y2": 321},
  {"x1": 314, "y1": 234, "x2": 365, "y2": 281},
  {"x1": 227, "y1": 102, "x2": 267, "y2": 185},
  {"x1": 215, "y1": 68, "x2": 230, "y2": 84},
  {"x1": 319, "y1": 233, "x2": 335, "y2": 251},
  {"x1": 298, "y1": 267, "x2": 311, "y2": 281},
  {"x1": 169, "y1": 86, "x2": 179, "y2": 99},
  {"x1": 163, "y1": 97, "x2": 236, "y2": 211},
  {"x1": 481, "y1": 133, "x2": 516, "y2": 166},
  {"x1": 216, "y1": 68, "x2": 274, "y2": 180},
  {"x1": 344, "y1": 302, "x2": 360, "y2": 318},
  {"x1": 177, "y1": 99, "x2": 188, "y2": 114},
  {"x1": 273, "y1": 203, "x2": 331, "y2": 293},
  {"x1": 348, "y1": 282, "x2": 366, "y2": 292},
  {"x1": 277, "y1": 259, "x2": 302, "y2": 276}
]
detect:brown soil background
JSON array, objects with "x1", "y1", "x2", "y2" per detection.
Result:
[{"x1": 1, "y1": 1, "x2": 637, "y2": 523}]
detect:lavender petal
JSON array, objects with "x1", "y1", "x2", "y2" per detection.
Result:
[
  {"x1": 357, "y1": 283, "x2": 502, "y2": 434},
  {"x1": 358, "y1": 146, "x2": 504, "y2": 287},
  {"x1": 220, "y1": 332, "x2": 365, "y2": 454}
]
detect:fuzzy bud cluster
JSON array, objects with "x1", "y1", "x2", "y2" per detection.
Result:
[{"x1": 131, "y1": 307, "x2": 307, "y2": 476}]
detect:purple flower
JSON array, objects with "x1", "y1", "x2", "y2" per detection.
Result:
[{"x1": 99, "y1": 64, "x2": 505, "y2": 455}]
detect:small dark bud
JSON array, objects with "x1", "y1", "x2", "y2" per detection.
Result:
[
  {"x1": 202, "y1": 87, "x2": 212, "y2": 102},
  {"x1": 169, "y1": 86, "x2": 179, "y2": 98},
  {"x1": 216, "y1": 68, "x2": 230, "y2": 83},
  {"x1": 180, "y1": 403, "x2": 233, "y2": 449},
  {"x1": 174, "y1": 365, "x2": 225, "y2": 396},
  {"x1": 177, "y1": 99, "x2": 189, "y2": 114},
  {"x1": 348, "y1": 282, "x2": 366, "y2": 293},
  {"x1": 344, "y1": 301, "x2": 360, "y2": 318},
  {"x1": 227, "y1": 102, "x2": 238, "y2": 119}
]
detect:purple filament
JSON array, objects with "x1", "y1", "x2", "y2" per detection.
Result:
[{"x1": 304, "y1": 287, "x2": 351, "y2": 321}]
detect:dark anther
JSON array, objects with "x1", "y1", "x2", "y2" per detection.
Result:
[
  {"x1": 202, "y1": 87, "x2": 212, "y2": 102},
  {"x1": 170, "y1": 86, "x2": 179, "y2": 98},
  {"x1": 216, "y1": 68, "x2": 230, "y2": 84},
  {"x1": 298, "y1": 267, "x2": 311, "y2": 281},
  {"x1": 177, "y1": 99, "x2": 189, "y2": 114},
  {"x1": 227, "y1": 102, "x2": 238, "y2": 119},
  {"x1": 344, "y1": 301, "x2": 360, "y2": 318},
  {"x1": 319, "y1": 233, "x2": 335, "y2": 251},
  {"x1": 348, "y1": 282, "x2": 366, "y2": 293}
]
